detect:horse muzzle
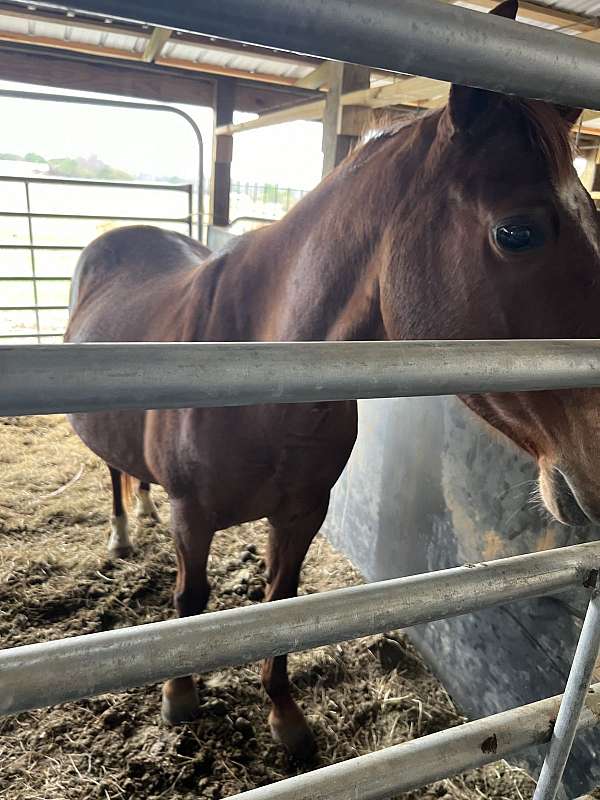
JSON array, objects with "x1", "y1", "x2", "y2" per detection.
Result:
[{"x1": 539, "y1": 462, "x2": 600, "y2": 527}]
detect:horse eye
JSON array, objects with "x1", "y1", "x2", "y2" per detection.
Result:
[{"x1": 495, "y1": 223, "x2": 543, "y2": 252}]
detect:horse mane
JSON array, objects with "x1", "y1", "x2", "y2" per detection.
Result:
[
  {"x1": 518, "y1": 99, "x2": 574, "y2": 183},
  {"x1": 344, "y1": 108, "x2": 432, "y2": 171},
  {"x1": 344, "y1": 97, "x2": 574, "y2": 182}
]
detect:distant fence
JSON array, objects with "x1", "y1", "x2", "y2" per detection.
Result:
[
  {"x1": 0, "y1": 175, "x2": 193, "y2": 343},
  {"x1": 230, "y1": 181, "x2": 308, "y2": 221}
]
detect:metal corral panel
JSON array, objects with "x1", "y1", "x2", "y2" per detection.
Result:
[{"x1": 324, "y1": 396, "x2": 600, "y2": 797}]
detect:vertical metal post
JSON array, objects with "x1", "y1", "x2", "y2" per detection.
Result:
[
  {"x1": 24, "y1": 180, "x2": 41, "y2": 344},
  {"x1": 187, "y1": 182, "x2": 194, "y2": 239},
  {"x1": 533, "y1": 583, "x2": 600, "y2": 800}
]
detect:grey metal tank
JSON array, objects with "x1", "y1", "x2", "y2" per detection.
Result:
[{"x1": 324, "y1": 396, "x2": 600, "y2": 798}]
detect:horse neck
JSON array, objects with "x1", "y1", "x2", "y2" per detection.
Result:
[{"x1": 245, "y1": 112, "x2": 440, "y2": 343}]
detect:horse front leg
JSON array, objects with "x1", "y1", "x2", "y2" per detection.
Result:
[
  {"x1": 161, "y1": 495, "x2": 214, "y2": 725},
  {"x1": 262, "y1": 494, "x2": 330, "y2": 761},
  {"x1": 107, "y1": 465, "x2": 133, "y2": 558}
]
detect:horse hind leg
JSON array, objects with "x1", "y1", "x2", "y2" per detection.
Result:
[
  {"x1": 261, "y1": 493, "x2": 330, "y2": 761},
  {"x1": 107, "y1": 465, "x2": 134, "y2": 559},
  {"x1": 135, "y1": 481, "x2": 160, "y2": 522},
  {"x1": 161, "y1": 495, "x2": 214, "y2": 725}
]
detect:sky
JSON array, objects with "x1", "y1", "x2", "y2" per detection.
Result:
[{"x1": 0, "y1": 79, "x2": 324, "y2": 190}]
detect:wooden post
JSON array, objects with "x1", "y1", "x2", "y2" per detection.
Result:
[
  {"x1": 210, "y1": 77, "x2": 235, "y2": 227},
  {"x1": 581, "y1": 145, "x2": 600, "y2": 193},
  {"x1": 322, "y1": 62, "x2": 370, "y2": 176}
]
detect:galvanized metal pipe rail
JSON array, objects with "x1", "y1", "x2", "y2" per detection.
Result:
[
  {"x1": 2, "y1": 541, "x2": 600, "y2": 717},
  {"x1": 3, "y1": 340, "x2": 600, "y2": 416},
  {"x1": 35, "y1": 0, "x2": 600, "y2": 110},
  {"x1": 533, "y1": 588, "x2": 600, "y2": 800},
  {"x1": 225, "y1": 683, "x2": 600, "y2": 800}
]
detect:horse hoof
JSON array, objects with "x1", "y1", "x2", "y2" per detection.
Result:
[
  {"x1": 136, "y1": 493, "x2": 160, "y2": 523},
  {"x1": 108, "y1": 516, "x2": 133, "y2": 558},
  {"x1": 161, "y1": 678, "x2": 199, "y2": 725},
  {"x1": 108, "y1": 544, "x2": 134, "y2": 559},
  {"x1": 137, "y1": 507, "x2": 160, "y2": 524},
  {"x1": 269, "y1": 710, "x2": 317, "y2": 762}
]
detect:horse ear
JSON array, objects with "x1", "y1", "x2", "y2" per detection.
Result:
[
  {"x1": 447, "y1": 0, "x2": 518, "y2": 134},
  {"x1": 489, "y1": 0, "x2": 518, "y2": 19},
  {"x1": 556, "y1": 106, "x2": 582, "y2": 126}
]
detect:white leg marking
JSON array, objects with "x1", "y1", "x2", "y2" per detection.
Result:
[
  {"x1": 136, "y1": 489, "x2": 160, "y2": 522},
  {"x1": 108, "y1": 514, "x2": 132, "y2": 556}
]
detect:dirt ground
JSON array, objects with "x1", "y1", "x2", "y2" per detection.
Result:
[{"x1": 0, "y1": 415, "x2": 540, "y2": 800}]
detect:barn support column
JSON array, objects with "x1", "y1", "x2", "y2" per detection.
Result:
[
  {"x1": 321, "y1": 62, "x2": 370, "y2": 175},
  {"x1": 579, "y1": 144, "x2": 599, "y2": 193},
  {"x1": 210, "y1": 76, "x2": 235, "y2": 227}
]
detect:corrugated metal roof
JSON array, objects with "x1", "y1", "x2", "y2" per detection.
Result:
[
  {"x1": 534, "y1": 0, "x2": 600, "y2": 19},
  {"x1": 0, "y1": 14, "x2": 146, "y2": 52},
  {"x1": 0, "y1": 6, "x2": 315, "y2": 83},
  {"x1": 0, "y1": 1, "x2": 597, "y2": 90},
  {"x1": 163, "y1": 40, "x2": 311, "y2": 79},
  {"x1": 454, "y1": 0, "x2": 595, "y2": 28}
]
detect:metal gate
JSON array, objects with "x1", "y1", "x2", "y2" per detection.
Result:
[
  {"x1": 0, "y1": 174, "x2": 194, "y2": 343},
  {"x1": 3, "y1": 2, "x2": 600, "y2": 799}
]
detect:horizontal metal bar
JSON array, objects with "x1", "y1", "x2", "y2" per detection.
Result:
[
  {"x1": 0, "y1": 244, "x2": 83, "y2": 250},
  {"x1": 0, "y1": 277, "x2": 70, "y2": 281},
  {"x1": 226, "y1": 683, "x2": 600, "y2": 800},
  {"x1": 0, "y1": 211, "x2": 192, "y2": 222},
  {"x1": 0, "y1": 333, "x2": 62, "y2": 340},
  {"x1": 0, "y1": 304, "x2": 68, "y2": 312},
  {"x1": 44, "y1": 0, "x2": 600, "y2": 110},
  {"x1": 533, "y1": 588, "x2": 600, "y2": 800},
  {"x1": 0, "y1": 173, "x2": 193, "y2": 191},
  {"x1": 2, "y1": 540, "x2": 599, "y2": 717},
  {"x1": 229, "y1": 216, "x2": 277, "y2": 226},
  {"x1": 2, "y1": 340, "x2": 600, "y2": 416}
]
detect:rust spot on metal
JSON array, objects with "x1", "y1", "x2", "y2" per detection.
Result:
[
  {"x1": 583, "y1": 569, "x2": 599, "y2": 589},
  {"x1": 481, "y1": 734, "x2": 497, "y2": 754}
]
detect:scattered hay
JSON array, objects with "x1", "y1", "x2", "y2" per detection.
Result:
[{"x1": 1, "y1": 416, "x2": 540, "y2": 799}]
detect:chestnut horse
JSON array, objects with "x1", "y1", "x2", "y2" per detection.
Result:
[{"x1": 66, "y1": 1, "x2": 600, "y2": 759}]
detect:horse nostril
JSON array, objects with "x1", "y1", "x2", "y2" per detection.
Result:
[{"x1": 552, "y1": 469, "x2": 590, "y2": 527}]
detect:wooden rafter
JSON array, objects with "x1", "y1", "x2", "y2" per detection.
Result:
[
  {"x1": 216, "y1": 76, "x2": 448, "y2": 135},
  {"x1": 0, "y1": 29, "x2": 144, "y2": 61},
  {"x1": 295, "y1": 61, "x2": 332, "y2": 90},
  {"x1": 0, "y1": 28, "x2": 302, "y2": 86},
  {"x1": 218, "y1": 75, "x2": 600, "y2": 139},
  {"x1": 155, "y1": 55, "x2": 299, "y2": 86},
  {"x1": 142, "y1": 27, "x2": 172, "y2": 63}
]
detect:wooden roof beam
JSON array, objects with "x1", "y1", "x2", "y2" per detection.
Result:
[
  {"x1": 0, "y1": 27, "x2": 300, "y2": 85},
  {"x1": 154, "y1": 54, "x2": 298, "y2": 86},
  {"x1": 295, "y1": 60, "x2": 333, "y2": 90},
  {"x1": 142, "y1": 26, "x2": 172, "y2": 63},
  {"x1": 216, "y1": 75, "x2": 452, "y2": 135},
  {"x1": 0, "y1": 29, "x2": 144, "y2": 61},
  {"x1": 0, "y1": 42, "x2": 320, "y2": 112},
  {"x1": 218, "y1": 75, "x2": 600, "y2": 138}
]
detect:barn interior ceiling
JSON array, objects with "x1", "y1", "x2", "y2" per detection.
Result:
[{"x1": 2, "y1": 0, "x2": 600, "y2": 140}]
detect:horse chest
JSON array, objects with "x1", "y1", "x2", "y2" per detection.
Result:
[{"x1": 271, "y1": 402, "x2": 358, "y2": 492}]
